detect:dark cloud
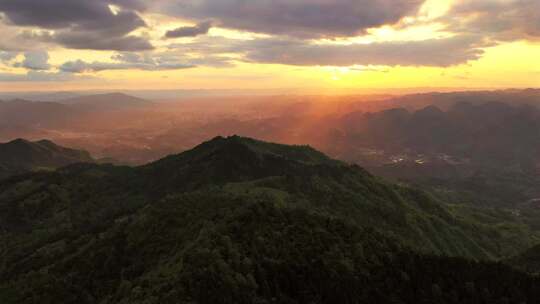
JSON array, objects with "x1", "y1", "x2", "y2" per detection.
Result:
[
  {"x1": 170, "y1": 35, "x2": 489, "y2": 67},
  {"x1": 165, "y1": 21, "x2": 212, "y2": 38},
  {"x1": 0, "y1": 0, "x2": 146, "y2": 29},
  {"x1": 162, "y1": 0, "x2": 424, "y2": 38},
  {"x1": 109, "y1": 0, "x2": 148, "y2": 11},
  {"x1": 0, "y1": 0, "x2": 152, "y2": 51},
  {"x1": 167, "y1": 36, "x2": 243, "y2": 53},
  {"x1": 53, "y1": 32, "x2": 153, "y2": 51},
  {"x1": 444, "y1": 0, "x2": 540, "y2": 41},
  {"x1": 3, "y1": 0, "x2": 524, "y2": 69},
  {"x1": 244, "y1": 36, "x2": 488, "y2": 67},
  {"x1": 14, "y1": 50, "x2": 50, "y2": 70}
]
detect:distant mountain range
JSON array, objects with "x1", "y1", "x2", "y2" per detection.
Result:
[
  {"x1": 0, "y1": 93, "x2": 151, "y2": 129},
  {"x1": 328, "y1": 101, "x2": 540, "y2": 209},
  {"x1": 375, "y1": 89, "x2": 540, "y2": 111},
  {"x1": 58, "y1": 93, "x2": 151, "y2": 110},
  {"x1": 0, "y1": 138, "x2": 93, "y2": 179},
  {"x1": 0, "y1": 91, "x2": 83, "y2": 102},
  {"x1": 0, "y1": 99, "x2": 76, "y2": 128},
  {"x1": 337, "y1": 101, "x2": 540, "y2": 162},
  {"x1": 1, "y1": 136, "x2": 540, "y2": 303}
]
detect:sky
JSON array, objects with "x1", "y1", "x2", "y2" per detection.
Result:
[{"x1": 0, "y1": 0, "x2": 539, "y2": 92}]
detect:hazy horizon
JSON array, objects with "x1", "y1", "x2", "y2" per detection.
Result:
[{"x1": 2, "y1": 87, "x2": 540, "y2": 101}]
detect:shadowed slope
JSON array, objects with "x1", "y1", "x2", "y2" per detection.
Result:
[
  {"x1": 1, "y1": 136, "x2": 539, "y2": 303},
  {"x1": 0, "y1": 138, "x2": 93, "y2": 179}
]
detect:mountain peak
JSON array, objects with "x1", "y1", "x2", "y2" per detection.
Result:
[
  {"x1": 5, "y1": 138, "x2": 36, "y2": 149},
  {"x1": 91, "y1": 92, "x2": 143, "y2": 100},
  {"x1": 8, "y1": 138, "x2": 30, "y2": 144},
  {"x1": 140, "y1": 136, "x2": 343, "y2": 193},
  {"x1": 195, "y1": 135, "x2": 336, "y2": 165},
  {"x1": 5, "y1": 138, "x2": 62, "y2": 151},
  {"x1": 416, "y1": 105, "x2": 443, "y2": 115},
  {"x1": 412, "y1": 105, "x2": 445, "y2": 121},
  {"x1": 0, "y1": 138, "x2": 93, "y2": 179}
]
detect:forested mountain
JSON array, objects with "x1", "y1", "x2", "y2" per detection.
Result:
[
  {"x1": 1, "y1": 136, "x2": 540, "y2": 303},
  {"x1": 0, "y1": 139, "x2": 93, "y2": 179},
  {"x1": 328, "y1": 102, "x2": 540, "y2": 209}
]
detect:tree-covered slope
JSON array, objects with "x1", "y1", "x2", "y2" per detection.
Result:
[
  {"x1": 0, "y1": 139, "x2": 93, "y2": 179},
  {"x1": 1, "y1": 136, "x2": 539, "y2": 303},
  {"x1": 506, "y1": 244, "x2": 540, "y2": 274}
]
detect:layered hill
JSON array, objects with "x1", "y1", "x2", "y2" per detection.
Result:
[
  {"x1": 338, "y1": 102, "x2": 540, "y2": 162},
  {"x1": 0, "y1": 93, "x2": 150, "y2": 130},
  {"x1": 380, "y1": 89, "x2": 540, "y2": 111},
  {"x1": 0, "y1": 99, "x2": 76, "y2": 128},
  {"x1": 1, "y1": 136, "x2": 539, "y2": 303},
  {"x1": 330, "y1": 102, "x2": 540, "y2": 209},
  {"x1": 59, "y1": 93, "x2": 151, "y2": 111},
  {"x1": 0, "y1": 138, "x2": 93, "y2": 179}
]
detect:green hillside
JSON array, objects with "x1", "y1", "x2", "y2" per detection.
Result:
[
  {"x1": 0, "y1": 139, "x2": 93, "y2": 179},
  {"x1": 1, "y1": 136, "x2": 539, "y2": 303}
]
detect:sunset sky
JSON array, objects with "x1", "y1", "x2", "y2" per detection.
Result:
[{"x1": 0, "y1": 0, "x2": 539, "y2": 92}]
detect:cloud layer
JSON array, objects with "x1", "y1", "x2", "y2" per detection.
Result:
[
  {"x1": 162, "y1": 0, "x2": 424, "y2": 38},
  {"x1": 445, "y1": 0, "x2": 540, "y2": 41},
  {"x1": 0, "y1": 0, "x2": 152, "y2": 51},
  {"x1": 171, "y1": 35, "x2": 488, "y2": 67},
  {"x1": 166, "y1": 21, "x2": 212, "y2": 38},
  {"x1": 0, "y1": 70, "x2": 87, "y2": 82},
  {"x1": 60, "y1": 53, "x2": 195, "y2": 73},
  {"x1": 243, "y1": 36, "x2": 487, "y2": 67},
  {"x1": 0, "y1": 0, "x2": 538, "y2": 82}
]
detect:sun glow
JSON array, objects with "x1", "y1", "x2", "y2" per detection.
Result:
[{"x1": 0, "y1": 0, "x2": 538, "y2": 93}]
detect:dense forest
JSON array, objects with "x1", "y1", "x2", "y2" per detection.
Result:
[{"x1": 1, "y1": 136, "x2": 540, "y2": 303}]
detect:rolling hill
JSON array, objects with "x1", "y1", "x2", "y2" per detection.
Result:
[
  {"x1": 0, "y1": 99, "x2": 76, "y2": 128},
  {"x1": 1, "y1": 136, "x2": 539, "y2": 303},
  {"x1": 379, "y1": 89, "x2": 540, "y2": 111},
  {"x1": 0, "y1": 138, "x2": 93, "y2": 179}
]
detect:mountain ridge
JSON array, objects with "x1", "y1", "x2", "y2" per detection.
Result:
[
  {"x1": 2, "y1": 136, "x2": 540, "y2": 303},
  {"x1": 0, "y1": 138, "x2": 93, "y2": 179}
]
